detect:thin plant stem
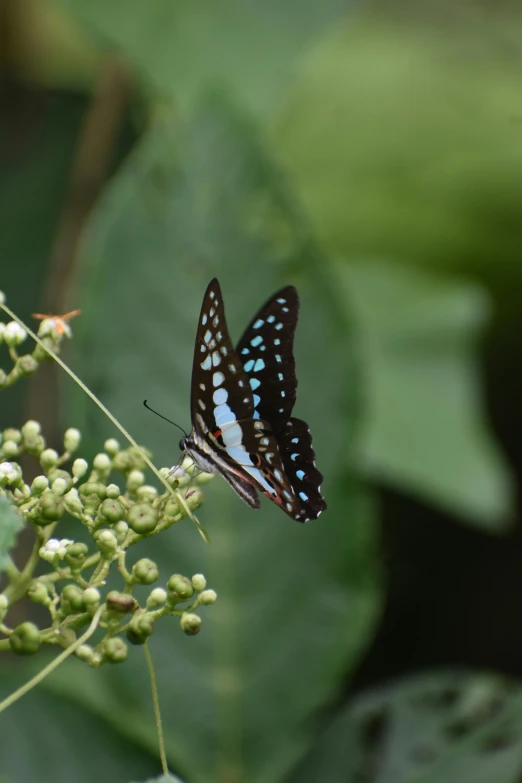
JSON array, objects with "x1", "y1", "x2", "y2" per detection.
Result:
[{"x1": 145, "y1": 641, "x2": 169, "y2": 775}]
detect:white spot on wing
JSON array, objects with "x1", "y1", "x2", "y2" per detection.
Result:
[{"x1": 201, "y1": 355, "x2": 212, "y2": 370}]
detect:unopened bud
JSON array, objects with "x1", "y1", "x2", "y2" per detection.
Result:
[
  {"x1": 191, "y1": 574, "x2": 207, "y2": 592},
  {"x1": 93, "y1": 452, "x2": 111, "y2": 472},
  {"x1": 104, "y1": 438, "x2": 120, "y2": 456},
  {"x1": 64, "y1": 428, "x2": 81, "y2": 452},
  {"x1": 146, "y1": 588, "x2": 167, "y2": 609},
  {"x1": 72, "y1": 458, "x2": 88, "y2": 478},
  {"x1": 40, "y1": 448, "x2": 59, "y2": 470},
  {"x1": 180, "y1": 613, "x2": 202, "y2": 636},
  {"x1": 199, "y1": 589, "x2": 217, "y2": 606},
  {"x1": 132, "y1": 558, "x2": 159, "y2": 585}
]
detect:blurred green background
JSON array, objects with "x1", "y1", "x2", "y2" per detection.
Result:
[{"x1": 2, "y1": 0, "x2": 522, "y2": 781}]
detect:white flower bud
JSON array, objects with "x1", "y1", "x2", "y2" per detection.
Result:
[
  {"x1": 72, "y1": 458, "x2": 88, "y2": 478},
  {"x1": 21, "y1": 419, "x2": 41, "y2": 437},
  {"x1": 4, "y1": 321, "x2": 27, "y2": 346},
  {"x1": 0, "y1": 461, "x2": 13, "y2": 477},
  {"x1": 76, "y1": 644, "x2": 94, "y2": 662},
  {"x1": 127, "y1": 470, "x2": 144, "y2": 490},
  {"x1": 114, "y1": 520, "x2": 128, "y2": 539},
  {"x1": 40, "y1": 448, "x2": 59, "y2": 469},
  {"x1": 64, "y1": 428, "x2": 81, "y2": 452},
  {"x1": 83, "y1": 587, "x2": 101, "y2": 606},
  {"x1": 93, "y1": 453, "x2": 111, "y2": 472},
  {"x1": 106, "y1": 483, "x2": 120, "y2": 498},
  {"x1": 63, "y1": 487, "x2": 83, "y2": 513},
  {"x1": 51, "y1": 477, "x2": 68, "y2": 496},
  {"x1": 31, "y1": 475, "x2": 49, "y2": 495},
  {"x1": 2, "y1": 441, "x2": 19, "y2": 458},
  {"x1": 104, "y1": 438, "x2": 120, "y2": 456},
  {"x1": 146, "y1": 588, "x2": 168, "y2": 609},
  {"x1": 199, "y1": 589, "x2": 217, "y2": 605},
  {"x1": 191, "y1": 574, "x2": 207, "y2": 592}
]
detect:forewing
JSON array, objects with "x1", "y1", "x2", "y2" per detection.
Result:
[
  {"x1": 235, "y1": 286, "x2": 299, "y2": 432},
  {"x1": 191, "y1": 278, "x2": 255, "y2": 437}
]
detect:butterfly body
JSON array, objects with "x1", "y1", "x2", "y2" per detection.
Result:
[{"x1": 182, "y1": 279, "x2": 326, "y2": 522}]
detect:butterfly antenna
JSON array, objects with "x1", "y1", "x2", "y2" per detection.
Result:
[{"x1": 143, "y1": 400, "x2": 188, "y2": 437}]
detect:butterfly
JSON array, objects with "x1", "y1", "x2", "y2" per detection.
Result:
[{"x1": 179, "y1": 278, "x2": 326, "y2": 522}]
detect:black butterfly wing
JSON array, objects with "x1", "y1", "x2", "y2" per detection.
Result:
[
  {"x1": 190, "y1": 278, "x2": 255, "y2": 437},
  {"x1": 278, "y1": 417, "x2": 327, "y2": 521},
  {"x1": 235, "y1": 286, "x2": 299, "y2": 433}
]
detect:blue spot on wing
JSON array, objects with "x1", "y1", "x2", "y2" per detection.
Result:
[
  {"x1": 299, "y1": 491, "x2": 309, "y2": 501},
  {"x1": 253, "y1": 358, "x2": 265, "y2": 372},
  {"x1": 296, "y1": 470, "x2": 305, "y2": 480},
  {"x1": 253, "y1": 319, "x2": 264, "y2": 329},
  {"x1": 250, "y1": 335, "x2": 263, "y2": 347},
  {"x1": 249, "y1": 378, "x2": 261, "y2": 390},
  {"x1": 243, "y1": 359, "x2": 254, "y2": 372}
]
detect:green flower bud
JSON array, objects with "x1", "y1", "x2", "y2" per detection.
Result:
[
  {"x1": 103, "y1": 637, "x2": 128, "y2": 664},
  {"x1": 106, "y1": 591, "x2": 136, "y2": 615},
  {"x1": 114, "y1": 520, "x2": 128, "y2": 540},
  {"x1": 27, "y1": 580, "x2": 51, "y2": 606},
  {"x1": 191, "y1": 574, "x2": 207, "y2": 592},
  {"x1": 65, "y1": 541, "x2": 89, "y2": 567},
  {"x1": 32, "y1": 336, "x2": 55, "y2": 362},
  {"x1": 184, "y1": 488, "x2": 204, "y2": 510},
  {"x1": 3, "y1": 428, "x2": 21, "y2": 444},
  {"x1": 72, "y1": 458, "x2": 88, "y2": 478},
  {"x1": 61, "y1": 584, "x2": 85, "y2": 613},
  {"x1": 126, "y1": 613, "x2": 155, "y2": 645},
  {"x1": 76, "y1": 644, "x2": 94, "y2": 663},
  {"x1": 51, "y1": 477, "x2": 68, "y2": 496},
  {"x1": 78, "y1": 482, "x2": 106, "y2": 500},
  {"x1": 127, "y1": 503, "x2": 158, "y2": 534},
  {"x1": 136, "y1": 484, "x2": 158, "y2": 503},
  {"x1": 105, "y1": 483, "x2": 120, "y2": 499},
  {"x1": 167, "y1": 574, "x2": 194, "y2": 601},
  {"x1": 9, "y1": 622, "x2": 41, "y2": 655},
  {"x1": 94, "y1": 528, "x2": 118, "y2": 555},
  {"x1": 63, "y1": 487, "x2": 83, "y2": 514},
  {"x1": 99, "y1": 498, "x2": 125, "y2": 524},
  {"x1": 36, "y1": 492, "x2": 65, "y2": 523},
  {"x1": 131, "y1": 558, "x2": 159, "y2": 585},
  {"x1": 0, "y1": 594, "x2": 8, "y2": 622},
  {"x1": 4, "y1": 322, "x2": 27, "y2": 347},
  {"x1": 199, "y1": 589, "x2": 217, "y2": 606},
  {"x1": 48, "y1": 469, "x2": 73, "y2": 493},
  {"x1": 17, "y1": 354, "x2": 38, "y2": 376},
  {"x1": 93, "y1": 452, "x2": 111, "y2": 472},
  {"x1": 104, "y1": 438, "x2": 120, "y2": 456},
  {"x1": 194, "y1": 471, "x2": 214, "y2": 485},
  {"x1": 40, "y1": 448, "x2": 59, "y2": 470},
  {"x1": 180, "y1": 613, "x2": 202, "y2": 636},
  {"x1": 2, "y1": 440, "x2": 19, "y2": 458},
  {"x1": 111, "y1": 450, "x2": 132, "y2": 472},
  {"x1": 127, "y1": 470, "x2": 145, "y2": 491},
  {"x1": 21, "y1": 420, "x2": 41, "y2": 438},
  {"x1": 31, "y1": 475, "x2": 49, "y2": 495},
  {"x1": 162, "y1": 497, "x2": 180, "y2": 519},
  {"x1": 23, "y1": 434, "x2": 45, "y2": 456},
  {"x1": 63, "y1": 427, "x2": 81, "y2": 452},
  {"x1": 83, "y1": 587, "x2": 101, "y2": 612},
  {"x1": 146, "y1": 587, "x2": 167, "y2": 609}
]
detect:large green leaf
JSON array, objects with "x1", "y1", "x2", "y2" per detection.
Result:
[
  {"x1": 45, "y1": 99, "x2": 379, "y2": 783},
  {"x1": 0, "y1": 669, "x2": 159, "y2": 783},
  {"x1": 290, "y1": 671, "x2": 522, "y2": 783},
  {"x1": 58, "y1": 0, "x2": 355, "y2": 119},
  {"x1": 334, "y1": 260, "x2": 512, "y2": 529},
  {"x1": 0, "y1": 497, "x2": 24, "y2": 574}
]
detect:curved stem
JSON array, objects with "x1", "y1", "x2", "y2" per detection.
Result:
[
  {"x1": 0, "y1": 302, "x2": 210, "y2": 545},
  {"x1": 145, "y1": 641, "x2": 169, "y2": 775},
  {"x1": 0, "y1": 605, "x2": 103, "y2": 714}
]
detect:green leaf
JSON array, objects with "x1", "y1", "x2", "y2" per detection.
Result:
[
  {"x1": 0, "y1": 669, "x2": 159, "y2": 783},
  {"x1": 130, "y1": 776, "x2": 184, "y2": 783},
  {"x1": 291, "y1": 671, "x2": 522, "y2": 783},
  {"x1": 335, "y1": 260, "x2": 512, "y2": 529},
  {"x1": 58, "y1": 0, "x2": 354, "y2": 119},
  {"x1": 0, "y1": 496, "x2": 24, "y2": 574},
  {"x1": 47, "y1": 99, "x2": 380, "y2": 783}
]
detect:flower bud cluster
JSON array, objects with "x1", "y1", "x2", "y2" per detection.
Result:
[{"x1": 1, "y1": 419, "x2": 214, "y2": 666}]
